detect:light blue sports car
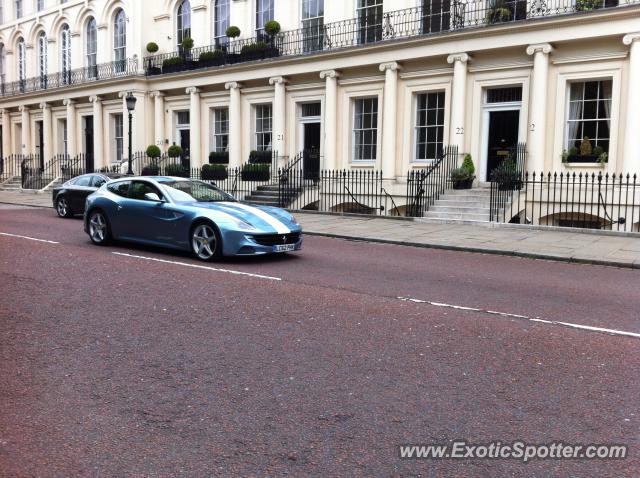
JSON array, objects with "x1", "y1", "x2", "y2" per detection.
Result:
[{"x1": 83, "y1": 176, "x2": 302, "y2": 261}]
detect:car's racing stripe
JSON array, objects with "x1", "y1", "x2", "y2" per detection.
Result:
[{"x1": 225, "y1": 203, "x2": 291, "y2": 234}]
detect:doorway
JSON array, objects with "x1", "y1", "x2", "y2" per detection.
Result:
[
  {"x1": 84, "y1": 116, "x2": 94, "y2": 172},
  {"x1": 179, "y1": 129, "x2": 191, "y2": 169},
  {"x1": 486, "y1": 110, "x2": 519, "y2": 180},
  {"x1": 303, "y1": 122, "x2": 321, "y2": 180},
  {"x1": 36, "y1": 121, "x2": 44, "y2": 169}
]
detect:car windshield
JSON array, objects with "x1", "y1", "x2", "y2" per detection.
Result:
[{"x1": 160, "y1": 179, "x2": 235, "y2": 203}]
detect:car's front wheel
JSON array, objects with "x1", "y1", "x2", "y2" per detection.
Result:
[
  {"x1": 88, "y1": 209, "x2": 111, "y2": 245},
  {"x1": 191, "y1": 222, "x2": 222, "y2": 261},
  {"x1": 55, "y1": 196, "x2": 72, "y2": 218}
]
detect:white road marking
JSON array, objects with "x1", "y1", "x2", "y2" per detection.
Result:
[
  {"x1": 112, "y1": 252, "x2": 282, "y2": 281},
  {"x1": 398, "y1": 296, "x2": 640, "y2": 339},
  {"x1": 0, "y1": 232, "x2": 59, "y2": 244}
]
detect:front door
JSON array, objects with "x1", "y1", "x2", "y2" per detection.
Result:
[
  {"x1": 85, "y1": 116, "x2": 94, "y2": 172},
  {"x1": 486, "y1": 110, "x2": 519, "y2": 180},
  {"x1": 36, "y1": 121, "x2": 44, "y2": 169},
  {"x1": 179, "y1": 129, "x2": 191, "y2": 170},
  {"x1": 303, "y1": 122, "x2": 321, "y2": 180}
]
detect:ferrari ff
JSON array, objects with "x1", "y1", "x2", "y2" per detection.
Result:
[
  {"x1": 84, "y1": 177, "x2": 302, "y2": 260},
  {"x1": 53, "y1": 172, "x2": 124, "y2": 218}
]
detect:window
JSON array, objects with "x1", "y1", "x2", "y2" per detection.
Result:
[
  {"x1": 177, "y1": 111, "x2": 190, "y2": 127},
  {"x1": 86, "y1": 18, "x2": 97, "y2": 77},
  {"x1": 255, "y1": 104, "x2": 272, "y2": 151},
  {"x1": 17, "y1": 38, "x2": 25, "y2": 87},
  {"x1": 566, "y1": 80, "x2": 612, "y2": 154},
  {"x1": 62, "y1": 119, "x2": 68, "y2": 156},
  {"x1": 177, "y1": 0, "x2": 191, "y2": 50},
  {"x1": 114, "y1": 114, "x2": 124, "y2": 162},
  {"x1": 74, "y1": 175, "x2": 92, "y2": 187},
  {"x1": 107, "y1": 180, "x2": 131, "y2": 197},
  {"x1": 213, "y1": 108, "x2": 229, "y2": 152},
  {"x1": 113, "y1": 9, "x2": 126, "y2": 72},
  {"x1": 213, "y1": 0, "x2": 230, "y2": 47},
  {"x1": 0, "y1": 2, "x2": 4, "y2": 22},
  {"x1": 0, "y1": 44, "x2": 5, "y2": 83},
  {"x1": 353, "y1": 98, "x2": 378, "y2": 162},
  {"x1": 255, "y1": 0, "x2": 274, "y2": 35},
  {"x1": 415, "y1": 92, "x2": 445, "y2": 161},
  {"x1": 37, "y1": 0, "x2": 44, "y2": 11},
  {"x1": 37, "y1": 32, "x2": 47, "y2": 86},
  {"x1": 422, "y1": 0, "x2": 451, "y2": 33},
  {"x1": 486, "y1": 86, "x2": 522, "y2": 104},
  {"x1": 91, "y1": 175, "x2": 107, "y2": 188},
  {"x1": 60, "y1": 25, "x2": 71, "y2": 83},
  {"x1": 302, "y1": 0, "x2": 324, "y2": 52},
  {"x1": 356, "y1": 0, "x2": 383, "y2": 44},
  {"x1": 15, "y1": 0, "x2": 22, "y2": 18},
  {"x1": 130, "y1": 181, "x2": 163, "y2": 201}
]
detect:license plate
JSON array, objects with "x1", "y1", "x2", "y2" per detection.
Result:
[{"x1": 273, "y1": 243, "x2": 295, "y2": 253}]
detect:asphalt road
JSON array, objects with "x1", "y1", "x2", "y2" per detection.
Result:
[{"x1": 0, "y1": 205, "x2": 638, "y2": 477}]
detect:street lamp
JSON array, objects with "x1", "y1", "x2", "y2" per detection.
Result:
[{"x1": 125, "y1": 92, "x2": 137, "y2": 175}]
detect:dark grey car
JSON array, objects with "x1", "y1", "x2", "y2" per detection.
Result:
[{"x1": 52, "y1": 173, "x2": 124, "y2": 218}]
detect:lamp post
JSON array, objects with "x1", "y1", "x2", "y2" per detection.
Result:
[{"x1": 125, "y1": 92, "x2": 137, "y2": 175}]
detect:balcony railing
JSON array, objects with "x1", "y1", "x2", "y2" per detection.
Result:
[
  {"x1": 146, "y1": 0, "x2": 639, "y2": 76},
  {"x1": 0, "y1": 58, "x2": 138, "y2": 98}
]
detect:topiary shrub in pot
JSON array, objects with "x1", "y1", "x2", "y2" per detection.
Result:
[
  {"x1": 240, "y1": 41, "x2": 280, "y2": 61},
  {"x1": 248, "y1": 150, "x2": 273, "y2": 164},
  {"x1": 226, "y1": 26, "x2": 241, "y2": 39},
  {"x1": 164, "y1": 163, "x2": 189, "y2": 178},
  {"x1": 162, "y1": 56, "x2": 185, "y2": 73},
  {"x1": 209, "y1": 151, "x2": 229, "y2": 164},
  {"x1": 146, "y1": 145, "x2": 161, "y2": 159},
  {"x1": 141, "y1": 164, "x2": 160, "y2": 176},
  {"x1": 241, "y1": 163, "x2": 270, "y2": 181},
  {"x1": 264, "y1": 20, "x2": 281, "y2": 37},
  {"x1": 451, "y1": 167, "x2": 473, "y2": 190},
  {"x1": 201, "y1": 163, "x2": 228, "y2": 180},
  {"x1": 491, "y1": 160, "x2": 522, "y2": 191},
  {"x1": 146, "y1": 42, "x2": 159, "y2": 54},
  {"x1": 199, "y1": 49, "x2": 225, "y2": 67},
  {"x1": 575, "y1": 0, "x2": 603, "y2": 11},
  {"x1": 168, "y1": 144, "x2": 183, "y2": 158}
]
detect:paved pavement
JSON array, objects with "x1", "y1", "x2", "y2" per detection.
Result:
[
  {"x1": 2, "y1": 190, "x2": 638, "y2": 269},
  {"x1": 0, "y1": 205, "x2": 638, "y2": 477}
]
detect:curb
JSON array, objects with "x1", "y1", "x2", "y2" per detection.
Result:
[
  {"x1": 302, "y1": 230, "x2": 639, "y2": 270},
  {"x1": 0, "y1": 201, "x2": 52, "y2": 209}
]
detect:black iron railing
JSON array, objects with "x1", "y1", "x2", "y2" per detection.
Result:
[
  {"x1": 0, "y1": 58, "x2": 138, "y2": 97},
  {"x1": 490, "y1": 171, "x2": 640, "y2": 232},
  {"x1": 0, "y1": 154, "x2": 25, "y2": 183},
  {"x1": 146, "y1": 0, "x2": 638, "y2": 76}
]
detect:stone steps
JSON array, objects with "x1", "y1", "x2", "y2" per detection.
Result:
[{"x1": 423, "y1": 187, "x2": 493, "y2": 223}]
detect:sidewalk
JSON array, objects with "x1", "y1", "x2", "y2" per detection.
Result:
[{"x1": 1, "y1": 191, "x2": 638, "y2": 269}]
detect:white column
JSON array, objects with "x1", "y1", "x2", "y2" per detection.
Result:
[
  {"x1": 225, "y1": 81, "x2": 243, "y2": 169},
  {"x1": 187, "y1": 87, "x2": 202, "y2": 167},
  {"x1": 90, "y1": 96, "x2": 104, "y2": 169},
  {"x1": 40, "y1": 102, "x2": 53, "y2": 162},
  {"x1": 379, "y1": 62, "x2": 401, "y2": 179},
  {"x1": 269, "y1": 76, "x2": 287, "y2": 160},
  {"x1": 1, "y1": 109, "x2": 12, "y2": 156},
  {"x1": 19, "y1": 106, "x2": 30, "y2": 155},
  {"x1": 151, "y1": 91, "x2": 166, "y2": 149},
  {"x1": 447, "y1": 53, "x2": 470, "y2": 153},
  {"x1": 320, "y1": 70, "x2": 340, "y2": 170},
  {"x1": 526, "y1": 43, "x2": 552, "y2": 173},
  {"x1": 623, "y1": 33, "x2": 640, "y2": 173},
  {"x1": 63, "y1": 99, "x2": 77, "y2": 157}
]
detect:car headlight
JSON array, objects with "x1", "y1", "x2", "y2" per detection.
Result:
[
  {"x1": 289, "y1": 214, "x2": 299, "y2": 225},
  {"x1": 230, "y1": 217, "x2": 258, "y2": 231}
]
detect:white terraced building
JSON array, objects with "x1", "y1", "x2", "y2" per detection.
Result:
[{"x1": 0, "y1": 0, "x2": 639, "y2": 226}]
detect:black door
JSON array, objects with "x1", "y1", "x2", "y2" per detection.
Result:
[
  {"x1": 37, "y1": 121, "x2": 44, "y2": 170},
  {"x1": 486, "y1": 110, "x2": 519, "y2": 180},
  {"x1": 179, "y1": 130, "x2": 191, "y2": 170},
  {"x1": 303, "y1": 122, "x2": 321, "y2": 180},
  {"x1": 85, "y1": 116, "x2": 94, "y2": 172}
]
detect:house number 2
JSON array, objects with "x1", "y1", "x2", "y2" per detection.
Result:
[{"x1": 530, "y1": 123, "x2": 535, "y2": 132}]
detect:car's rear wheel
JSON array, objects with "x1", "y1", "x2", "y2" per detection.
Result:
[
  {"x1": 191, "y1": 222, "x2": 222, "y2": 261},
  {"x1": 55, "y1": 196, "x2": 72, "y2": 218},
  {"x1": 88, "y1": 209, "x2": 111, "y2": 245}
]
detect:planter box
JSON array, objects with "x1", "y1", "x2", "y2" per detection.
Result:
[
  {"x1": 146, "y1": 66, "x2": 162, "y2": 76},
  {"x1": 241, "y1": 168, "x2": 270, "y2": 182},
  {"x1": 162, "y1": 63, "x2": 186, "y2": 74},
  {"x1": 201, "y1": 168, "x2": 228, "y2": 180},
  {"x1": 239, "y1": 47, "x2": 280, "y2": 63},
  {"x1": 199, "y1": 57, "x2": 226, "y2": 68},
  {"x1": 568, "y1": 154, "x2": 599, "y2": 164},
  {"x1": 452, "y1": 178, "x2": 474, "y2": 190}
]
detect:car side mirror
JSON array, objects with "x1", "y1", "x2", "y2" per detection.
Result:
[{"x1": 144, "y1": 192, "x2": 163, "y2": 202}]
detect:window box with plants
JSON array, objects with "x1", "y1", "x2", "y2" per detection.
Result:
[
  {"x1": 201, "y1": 163, "x2": 228, "y2": 180},
  {"x1": 239, "y1": 41, "x2": 280, "y2": 62},
  {"x1": 209, "y1": 151, "x2": 229, "y2": 164},
  {"x1": 248, "y1": 150, "x2": 273, "y2": 165},
  {"x1": 162, "y1": 56, "x2": 186, "y2": 73},
  {"x1": 563, "y1": 138, "x2": 608, "y2": 165},
  {"x1": 241, "y1": 163, "x2": 270, "y2": 181},
  {"x1": 450, "y1": 154, "x2": 475, "y2": 189},
  {"x1": 198, "y1": 49, "x2": 226, "y2": 68},
  {"x1": 490, "y1": 160, "x2": 522, "y2": 190}
]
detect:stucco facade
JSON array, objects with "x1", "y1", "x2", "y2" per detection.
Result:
[{"x1": 0, "y1": 0, "x2": 639, "y2": 183}]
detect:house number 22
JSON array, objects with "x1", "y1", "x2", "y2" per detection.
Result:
[{"x1": 456, "y1": 127, "x2": 464, "y2": 134}]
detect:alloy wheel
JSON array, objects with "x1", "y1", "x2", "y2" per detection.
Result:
[
  {"x1": 56, "y1": 197, "x2": 69, "y2": 217},
  {"x1": 192, "y1": 224, "x2": 217, "y2": 260},
  {"x1": 89, "y1": 211, "x2": 108, "y2": 244}
]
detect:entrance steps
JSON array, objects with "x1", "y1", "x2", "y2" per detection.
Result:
[
  {"x1": 0, "y1": 177, "x2": 23, "y2": 191},
  {"x1": 244, "y1": 184, "x2": 282, "y2": 207},
  {"x1": 422, "y1": 187, "x2": 493, "y2": 222}
]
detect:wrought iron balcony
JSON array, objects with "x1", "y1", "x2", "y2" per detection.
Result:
[
  {"x1": 0, "y1": 58, "x2": 138, "y2": 98},
  {"x1": 146, "y1": 0, "x2": 639, "y2": 76}
]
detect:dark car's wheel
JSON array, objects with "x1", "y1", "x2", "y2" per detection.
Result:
[
  {"x1": 191, "y1": 222, "x2": 222, "y2": 261},
  {"x1": 55, "y1": 196, "x2": 73, "y2": 218},
  {"x1": 88, "y1": 209, "x2": 111, "y2": 246}
]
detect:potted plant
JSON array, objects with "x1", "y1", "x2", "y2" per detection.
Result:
[
  {"x1": 146, "y1": 42, "x2": 159, "y2": 54},
  {"x1": 486, "y1": 0, "x2": 513, "y2": 23},
  {"x1": 241, "y1": 163, "x2": 270, "y2": 181},
  {"x1": 209, "y1": 151, "x2": 229, "y2": 164},
  {"x1": 162, "y1": 56, "x2": 185, "y2": 73},
  {"x1": 450, "y1": 153, "x2": 475, "y2": 189},
  {"x1": 199, "y1": 49, "x2": 225, "y2": 67},
  {"x1": 239, "y1": 41, "x2": 280, "y2": 61},
  {"x1": 201, "y1": 163, "x2": 228, "y2": 180},
  {"x1": 168, "y1": 144, "x2": 183, "y2": 158},
  {"x1": 248, "y1": 150, "x2": 273, "y2": 164},
  {"x1": 491, "y1": 160, "x2": 522, "y2": 190},
  {"x1": 575, "y1": 0, "x2": 603, "y2": 11},
  {"x1": 226, "y1": 26, "x2": 241, "y2": 39},
  {"x1": 164, "y1": 163, "x2": 189, "y2": 178},
  {"x1": 141, "y1": 164, "x2": 160, "y2": 176},
  {"x1": 567, "y1": 137, "x2": 601, "y2": 163}
]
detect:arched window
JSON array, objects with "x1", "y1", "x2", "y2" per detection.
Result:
[
  {"x1": 113, "y1": 8, "x2": 126, "y2": 72},
  {"x1": 17, "y1": 37, "x2": 25, "y2": 84},
  {"x1": 177, "y1": 0, "x2": 191, "y2": 50},
  {"x1": 60, "y1": 25, "x2": 71, "y2": 83},
  {"x1": 86, "y1": 17, "x2": 97, "y2": 77},
  {"x1": 37, "y1": 31, "x2": 47, "y2": 87},
  {"x1": 213, "y1": 0, "x2": 229, "y2": 47}
]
